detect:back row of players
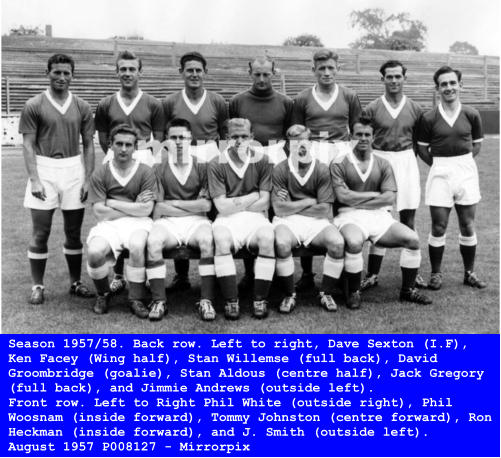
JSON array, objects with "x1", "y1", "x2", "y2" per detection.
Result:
[{"x1": 21, "y1": 49, "x2": 486, "y2": 321}]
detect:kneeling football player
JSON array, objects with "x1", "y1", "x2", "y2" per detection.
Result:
[
  {"x1": 147, "y1": 118, "x2": 215, "y2": 321},
  {"x1": 272, "y1": 125, "x2": 344, "y2": 313},
  {"x1": 331, "y1": 116, "x2": 432, "y2": 309},
  {"x1": 86, "y1": 125, "x2": 157, "y2": 317}
]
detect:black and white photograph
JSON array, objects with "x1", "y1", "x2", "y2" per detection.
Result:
[{"x1": 1, "y1": 0, "x2": 499, "y2": 334}]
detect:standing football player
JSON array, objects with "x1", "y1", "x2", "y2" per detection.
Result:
[
  {"x1": 361, "y1": 60, "x2": 426, "y2": 290},
  {"x1": 20, "y1": 53, "x2": 95, "y2": 304},
  {"x1": 417, "y1": 66, "x2": 486, "y2": 290},
  {"x1": 272, "y1": 125, "x2": 344, "y2": 313}
]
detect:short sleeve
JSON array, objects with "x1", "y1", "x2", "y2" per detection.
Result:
[
  {"x1": 379, "y1": 159, "x2": 397, "y2": 193},
  {"x1": 94, "y1": 97, "x2": 110, "y2": 134},
  {"x1": 78, "y1": 99, "x2": 95, "y2": 139},
  {"x1": 470, "y1": 110, "x2": 484, "y2": 143},
  {"x1": 19, "y1": 100, "x2": 39, "y2": 134},
  {"x1": 150, "y1": 97, "x2": 166, "y2": 133},
  {"x1": 208, "y1": 159, "x2": 227, "y2": 199},
  {"x1": 316, "y1": 164, "x2": 334, "y2": 203},
  {"x1": 272, "y1": 162, "x2": 289, "y2": 199},
  {"x1": 257, "y1": 156, "x2": 272, "y2": 192},
  {"x1": 417, "y1": 113, "x2": 432, "y2": 146},
  {"x1": 88, "y1": 167, "x2": 108, "y2": 203},
  {"x1": 330, "y1": 162, "x2": 347, "y2": 188},
  {"x1": 291, "y1": 93, "x2": 306, "y2": 126}
]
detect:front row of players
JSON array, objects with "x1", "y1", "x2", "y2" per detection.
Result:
[{"x1": 85, "y1": 116, "x2": 432, "y2": 321}]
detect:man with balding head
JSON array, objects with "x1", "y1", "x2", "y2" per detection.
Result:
[{"x1": 229, "y1": 56, "x2": 293, "y2": 289}]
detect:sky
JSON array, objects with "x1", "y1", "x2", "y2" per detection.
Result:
[{"x1": 1, "y1": 0, "x2": 500, "y2": 56}]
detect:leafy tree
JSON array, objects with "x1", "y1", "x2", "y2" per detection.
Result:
[
  {"x1": 283, "y1": 34, "x2": 323, "y2": 47},
  {"x1": 349, "y1": 8, "x2": 427, "y2": 51},
  {"x1": 9, "y1": 25, "x2": 43, "y2": 36},
  {"x1": 449, "y1": 41, "x2": 479, "y2": 55}
]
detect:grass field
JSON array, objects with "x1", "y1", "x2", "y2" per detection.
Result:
[{"x1": 1, "y1": 139, "x2": 499, "y2": 334}]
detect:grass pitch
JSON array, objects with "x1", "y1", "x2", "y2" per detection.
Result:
[{"x1": 1, "y1": 139, "x2": 499, "y2": 334}]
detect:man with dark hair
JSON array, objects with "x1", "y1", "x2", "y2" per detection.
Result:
[
  {"x1": 417, "y1": 66, "x2": 486, "y2": 290},
  {"x1": 94, "y1": 50, "x2": 165, "y2": 294},
  {"x1": 229, "y1": 56, "x2": 293, "y2": 290},
  {"x1": 20, "y1": 53, "x2": 95, "y2": 304},
  {"x1": 162, "y1": 51, "x2": 228, "y2": 292},
  {"x1": 146, "y1": 118, "x2": 216, "y2": 321},
  {"x1": 95, "y1": 50, "x2": 164, "y2": 166},
  {"x1": 361, "y1": 59, "x2": 426, "y2": 290},
  {"x1": 331, "y1": 117, "x2": 432, "y2": 309},
  {"x1": 273, "y1": 124, "x2": 344, "y2": 313},
  {"x1": 291, "y1": 49, "x2": 362, "y2": 292},
  {"x1": 209, "y1": 118, "x2": 275, "y2": 320},
  {"x1": 86, "y1": 124, "x2": 158, "y2": 317}
]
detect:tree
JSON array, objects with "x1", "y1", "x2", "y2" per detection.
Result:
[
  {"x1": 449, "y1": 41, "x2": 479, "y2": 55},
  {"x1": 9, "y1": 25, "x2": 43, "y2": 36},
  {"x1": 349, "y1": 9, "x2": 427, "y2": 51},
  {"x1": 283, "y1": 34, "x2": 323, "y2": 47}
]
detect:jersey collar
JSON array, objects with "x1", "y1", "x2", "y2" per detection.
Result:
[
  {"x1": 168, "y1": 154, "x2": 194, "y2": 186},
  {"x1": 116, "y1": 90, "x2": 143, "y2": 116},
  {"x1": 438, "y1": 102, "x2": 462, "y2": 128},
  {"x1": 348, "y1": 150, "x2": 374, "y2": 183},
  {"x1": 109, "y1": 159, "x2": 140, "y2": 187},
  {"x1": 224, "y1": 146, "x2": 251, "y2": 179},
  {"x1": 288, "y1": 156, "x2": 316, "y2": 187},
  {"x1": 182, "y1": 89, "x2": 207, "y2": 115},
  {"x1": 312, "y1": 84, "x2": 339, "y2": 112},
  {"x1": 382, "y1": 94, "x2": 407, "y2": 119},
  {"x1": 44, "y1": 89, "x2": 73, "y2": 115}
]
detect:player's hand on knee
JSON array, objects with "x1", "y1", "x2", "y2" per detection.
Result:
[{"x1": 31, "y1": 179, "x2": 47, "y2": 201}]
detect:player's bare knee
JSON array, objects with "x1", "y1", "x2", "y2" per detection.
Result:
[
  {"x1": 404, "y1": 235, "x2": 420, "y2": 251},
  {"x1": 459, "y1": 221, "x2": 475, "y2": 237},
  {"x1": 256, "y1": 228, "x2": 275, "y2": 252},
  {"x1": 213, "y1": 232, "x2": 232, "y2": 254},
  {"x1": 87, "y1": 243, "x2": 107, "y2": 267},
  {"x1": 431, "y1": 221, "x2": 447, "y2": 237},
  {"x1": 325, "y1": 233, "x2": 344, "y2": 258},
  {"x1": 198, "y1": 233, "x2": 214, "y2": 257},
  {"x1": 147, "y1": 236, "x2": 164, "y2": 261},
  {"x1": 275, "y1": 238, "x2": 292, "y2": 258},
  {"x1": 345, "y1": 240, "x2": 363, "y2": 254}
]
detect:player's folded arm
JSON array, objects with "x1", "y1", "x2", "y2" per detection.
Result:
[
  {"x1": 333, "y1": 184, "x2": 380, "y2": 207},
  {"x1": 247, "y1": 190, "x2": 270, "y2": 213},
  {"x1": 213, "y1": 192, "x2": 259, "y2": 216},
  {"x1": 297, "y1": 202, "x2": 330, "y2": 219},
  {"x1": 354, "y1": 190, "x2": 396, "y2": 210},
  {"x1": 105, "y1": 199, "x2": 154, "y2": 217},
  {"x1": 92, "y1": 201, "x2": 128, "y2": 222},
  {"x1": 272, "y1": 193, "x2": 317, "y2": 217}
]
